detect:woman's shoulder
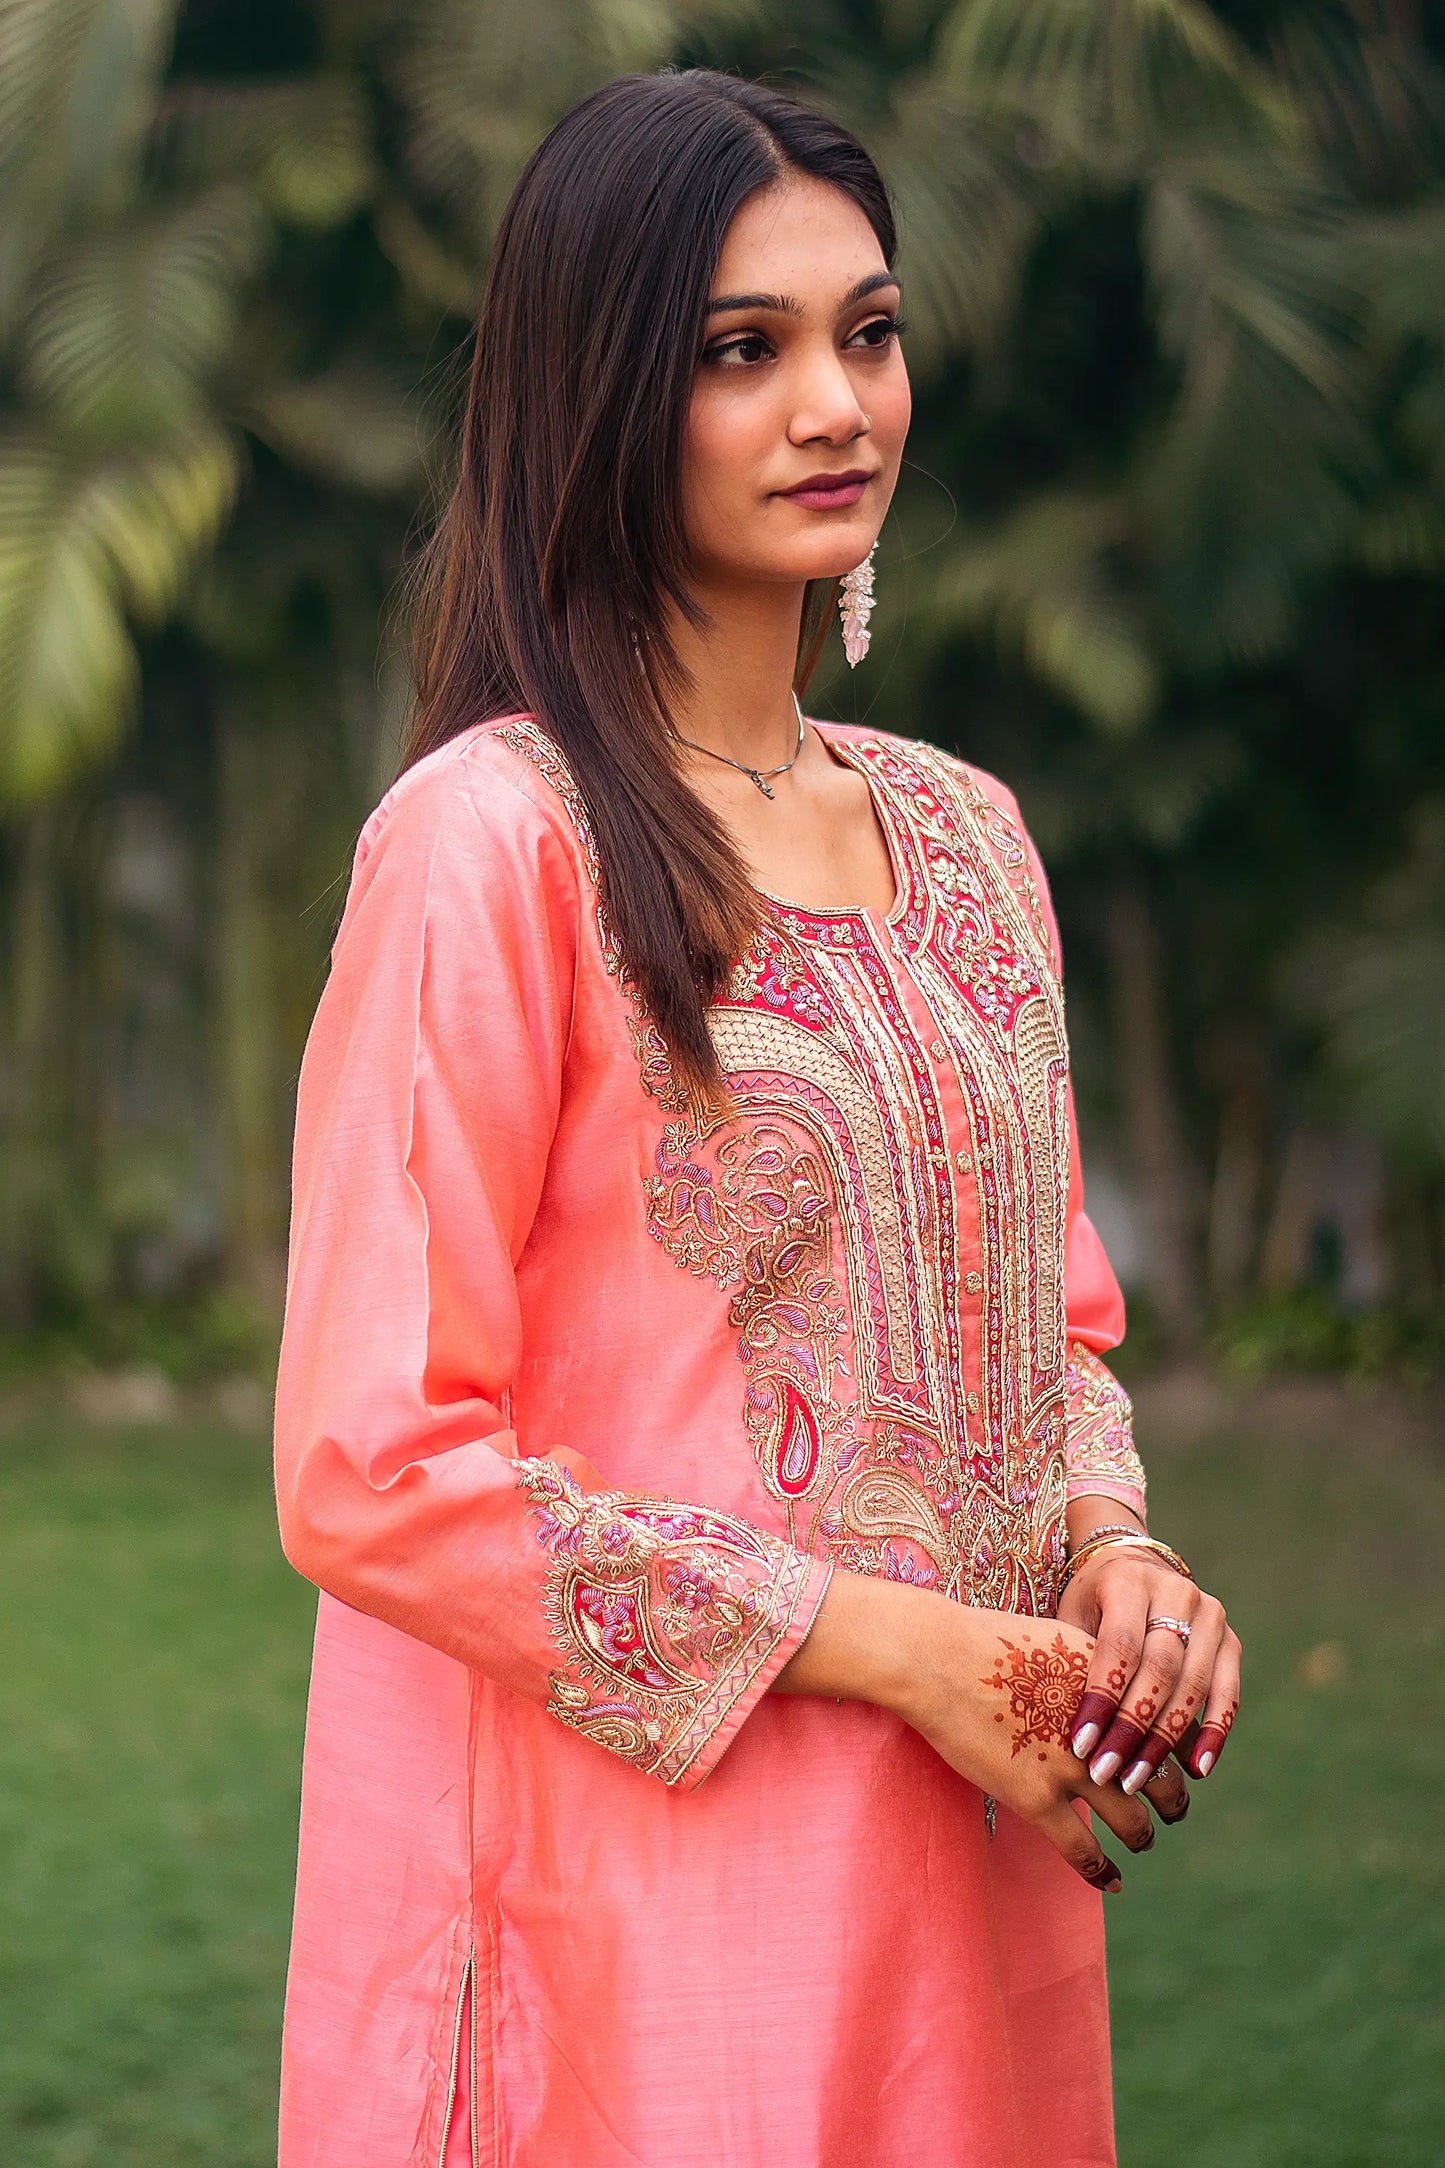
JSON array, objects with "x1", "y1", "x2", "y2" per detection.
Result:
[
  {"x1": 809, "y1": 717, "x2": 1028, "y2": 830},
  {"x1": 329, "y1": 717, "x2": 600, "y2": 972},
  {"x1": 353, "y1": 715, "x2": 590, "y2": 876}
]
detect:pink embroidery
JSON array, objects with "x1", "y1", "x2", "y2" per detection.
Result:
[
  {"x1": 646, "y1": 737, "x2": 1080, "y2": 1615},
  {"x1": 504, "y1": 718, "x2": 1115, "y2": 1626},
  {"x1": 1063, "y1": 1342, "x2": 1146, "y2": 1505},
  {"x1": 516, "y1": 1458, "x2": 818, "y2": 1784}
]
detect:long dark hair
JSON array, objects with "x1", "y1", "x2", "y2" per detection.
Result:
[{"x1": 402, "y1": 69, "x2": 896, "y2": 1099}]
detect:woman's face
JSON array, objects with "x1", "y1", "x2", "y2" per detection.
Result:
[{"x1": 681, "y1": 171, "x2": 911, "y2": 592}]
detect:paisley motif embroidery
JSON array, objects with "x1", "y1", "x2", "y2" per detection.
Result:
[
  {"x1": 495, "y1": 718, "x2": 692, "y2": 1115},
  {"x1": 644, "y1": 1116, "x2": 865, "y2": 1559},
  {"x1": 501, "y1": 715, "x2": 1135, "y2": 1638},
  {"x1": 516, "y1": 1457, "x2": 820, "y2": 1785},
  {"x1": 1063, "y1": 1341, "x2": 1146, "y2": 1509},
  {"x1": 642, "y1": 733, "x2": 1078, "y2": 1615}
]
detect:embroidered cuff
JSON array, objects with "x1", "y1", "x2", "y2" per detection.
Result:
[
  {"x1": 1063, "y1": 1343, "x2": 1146, "y2": 1519},
  {"x1": 517, "y1": 1458, "x2": 831, "y2": 1789}
]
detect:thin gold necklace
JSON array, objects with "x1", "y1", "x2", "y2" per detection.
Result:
[{"x1": 671, "y1": 693, "x2": 806, "y2": 800}]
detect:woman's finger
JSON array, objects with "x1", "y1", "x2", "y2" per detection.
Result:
[
  {"x1": 1034, "y1": 1799, "x2": 1124, "y2": 1893},
  {"x1": 1084, "y1": 1774, "x2": 1157, "y2": 1855},
  {"x1": 1086, "y1": 1615, "x2": 1192, "y2": 1786},
  {"x1": 1067, "y1": 1566, "x2": 1153, "y2": 1762},
  {"x1": 1184, "y1": 1623, "x2": 1242, "y2": 1778},
  {"x1": 1142, "y1": 1757, "x2": 1189, "y2": 1822},
  {"x1": 1117, "y1": 1604, "x2": 1225, "y2": 1794}
]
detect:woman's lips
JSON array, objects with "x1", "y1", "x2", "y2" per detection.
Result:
[{"x1": 775, "y1": 470, "x2": 872, "y2": 511}]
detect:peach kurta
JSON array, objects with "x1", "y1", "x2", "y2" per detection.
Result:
[{"x1": 273, "y1": 714, "x2": 1146, "y2": 2168}]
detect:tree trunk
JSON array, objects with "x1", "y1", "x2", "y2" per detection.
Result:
[
  {"x1": 1258, "y1": 1125, "x2": 1323, "y2": 1296},
  {"x1": 1, "y1": 808, "x2": 67, "y2": 1321},
  {"x1": 214, "y1": 703, "x2": 287, "y2": 1310},
  {"x1": 1206, "y1": 1065, "x2": 1267, "y2": 1305},
  {"x1": 1104, "y1": 873, "x2": 1202, "y2": 1348}
]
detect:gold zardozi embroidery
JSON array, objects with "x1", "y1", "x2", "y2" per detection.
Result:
[
  {"x1": 500, "y1": 718, "x2": 1139, "y2": 1654},
  {"x1": 495, "y1": 718, "x2": 693, "y2": 1115},
  {"x1": 1063, "y1": 1341, "x2": 1146, "y2": 1506},
  {"x1": 639, "y1": 735, "x2": 1078, "y2": 1614},
  {"x1": 515, "y1": 1457, "x2": 819, "y2": 1784}
]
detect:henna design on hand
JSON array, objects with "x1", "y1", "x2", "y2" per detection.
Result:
[{"x1": 982, "y1": 1633, "x2": 1090, "y2": 1761}]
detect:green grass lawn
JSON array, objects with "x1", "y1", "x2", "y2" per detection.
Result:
[{"x1": 0, "y1": 1386, "x2": 1441, "y2": 2166}]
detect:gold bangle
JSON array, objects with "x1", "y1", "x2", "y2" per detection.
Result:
[
  {"x1": 1061, "y1": 1524, "x2": 1149, "y2": 1579},
  {"x1": 1058, "y1": 1529, "x2": 1193, "y2": 1593},
  {"x1": 1061, "y1": 1526, "x2": 1143, "y2": 1560}
]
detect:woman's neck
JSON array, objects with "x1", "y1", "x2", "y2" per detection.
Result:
[{"x1": 661, "y1": 578, "x2": 809, "y2": 767}]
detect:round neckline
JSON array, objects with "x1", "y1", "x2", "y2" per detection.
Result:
[{"x1": 752, "y1": 719, "x2": 912, "y2": 932}]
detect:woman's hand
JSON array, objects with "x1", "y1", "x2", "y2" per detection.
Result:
[
  {"x1": 775, "y1": 1569, "x2": 1166, "y2": 1891},
  {"x1": 1057, "y1": 1537, "x2": 1241, "y2": 1796}
]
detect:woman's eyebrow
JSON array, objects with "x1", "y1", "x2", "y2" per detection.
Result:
[{"x1": 705, "y1": 272, "x2": 901, "y2": 317}]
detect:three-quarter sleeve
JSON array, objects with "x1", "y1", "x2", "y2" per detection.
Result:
[
  {"x1": 273, "y1": 745, "x2": 829, "y2": 1790},
  {"x1": 986, "y1": 777, "x2": 1148, "y2": 1522}
]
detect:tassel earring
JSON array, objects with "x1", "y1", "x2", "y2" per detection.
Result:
[{"x1": 839, "y1": 544, "x2": 876, "y2": 667}]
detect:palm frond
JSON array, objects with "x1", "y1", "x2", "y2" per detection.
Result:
[
  {"x1": 873, "y1": 79, "x2": 1065, "y2": 370},
  {"x1": 0, "y1": 420, "x2": 239, "y2": 803},
  {"x1": 242, "y1": 362, "x2": 427, "y2": 494},
  {"x1": 1266, "y1": 5, "x2": 1445, "y2": 197},
  {"x1": 917, "y1": 491, "x2": 1158, "y2": 733},
  {"x1": 372, "y1": 190, "x2": 483, "y2": 317},
  {"x1": 0, "y1": 0, "x2": 177, "y2": 216},
  {"x1": 0, "y1": 0, "x2": 179, "y2": 328},
  {"x1": 382, "y1": 0, "x2": 683, "y2": 249},
  {"x1": 153, "y1": 76, "x2": 373, "y2": 231},
  {"x1": 1012, "y1": 724, "x2": 1243, "y2": 861},
  {"x1": 1287, "y1": 805, "x2": 1445, "y2": 1164},
  {"x1": 1138, "y1": 166, "x2": 1376, "y2": 661},
  {"x1": 938, "y1": 0, "x2": 1293, "y2": 167},
  {"x1": 1355, "y1": 198, "x2": 1445, "y2": 348},
  {"x1": 19, "y1": 186, "x2": 265, "y2": 439},
  {"x1": 1355, "y1": 490, "x2": 1445, "y2": 576}
]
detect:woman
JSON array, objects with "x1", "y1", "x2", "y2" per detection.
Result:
[{"x1": 274, "y1": 68, "x2": 1241, "y2": 2168}]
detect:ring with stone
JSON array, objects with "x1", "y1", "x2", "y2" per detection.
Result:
[{"x1": 1147, "y1": 1615, "x2": 1192, "y2": 1646}]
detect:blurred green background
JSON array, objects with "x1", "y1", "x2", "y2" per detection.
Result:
[{"x1": 1, "y1": 1, "x2": 1442, "y2": 2162}]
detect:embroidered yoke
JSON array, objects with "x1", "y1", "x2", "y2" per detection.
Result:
[{"x1": 273, "y1": 715, "x2": 1145, "y2": 2168}]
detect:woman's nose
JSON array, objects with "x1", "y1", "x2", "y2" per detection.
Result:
[{"x1": 786, "y1": 345, "x2": 870, "y2": 447}]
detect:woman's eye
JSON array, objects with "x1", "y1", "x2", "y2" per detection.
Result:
[
  {"x1": 704, "y1": 332, "x2": 774, "y2": 367},
  {"x1": 702, "y1": 315, "x2": 906, "y2": 368},
  {"x1": 848, "y1": 314, "x2": 906, "y2": 351}
]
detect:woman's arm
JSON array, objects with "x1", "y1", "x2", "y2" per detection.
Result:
[
  {"x1": 772, "y1": 1567, "x2": 1160, "y2": 1890},
  {"x1": 983, "y1": 768, "x2": 1243, "y2": 1800},
  {"x1": 274, "y1": 742, "x2": 829, "y2": 1793}
]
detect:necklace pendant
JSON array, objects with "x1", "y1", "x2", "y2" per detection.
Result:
[{"x1": 752, "y1": 773, "x2": 775, "y2": 799}]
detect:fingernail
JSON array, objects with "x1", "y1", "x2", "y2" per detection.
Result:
[
  {"x1": 1120, "y1": 1758, "x2": 1153, "y2": 1795},
  {"x1": 1072, "y1": 1722, "x2": 1101, "y2": 1760},
  {"x1": 1089, "y1": 1750, "x2": 1122, "y2": 1785},
  {"x1": 1195, "y1": 1749, "x2": 1215, "y2": 1778},
  {"x1": 1104, "y1": 1874, "x2": 1122, "y2": 1894}
]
